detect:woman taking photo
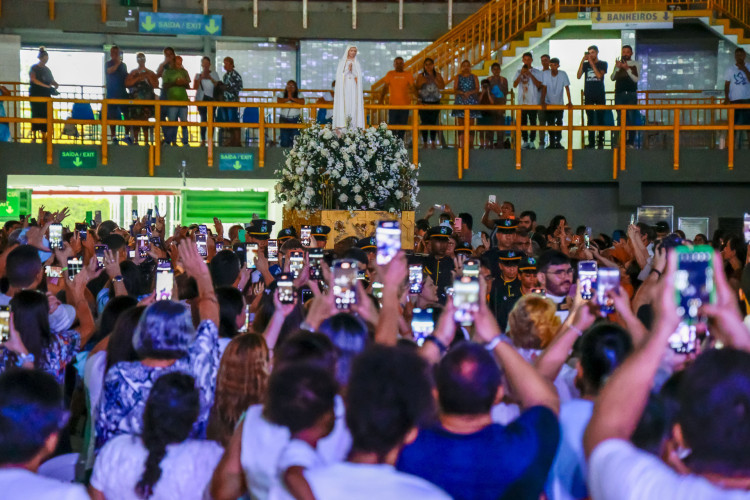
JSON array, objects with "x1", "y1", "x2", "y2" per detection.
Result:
[
  {"x1": 29, "y1": 47, "x2": 59, "y2": 141},
  {"x1": 277, "y1": 80, "x2": 304, "y2": 147},
  {"x1": 193, "y1": 56, "x2": 220, "y2": 147},
  {"x1": 416, "y1": 58, "x2": 445, "y2": 148}
]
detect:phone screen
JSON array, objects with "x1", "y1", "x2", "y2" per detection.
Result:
[
  {"x1": 675, "y1": 246, "x2": 715, "y2": 323},
  {"x1": 578, "y1": 260, "x2": 598, "y2": 300},
  {"x1": 137, "y1": 234, "x2": 150, "y2": 257},
  {"x1": 132, "y1": 209, "x2": 138, "y2": 223},
  {"x1": 333, "y1": 260, "x2": 358, "y2": 310},
  {"x1": 290, "y1": 250, "x2": 304, "y2": 279},
  {"x1": 67, "y1": 257, "x2": 83, "y2": 281},
  {"x1": 488, "y1": 195, "x2": 496, "y2": 204},
  {"x1": 198, "y1": 224, "x2": 207, "y2": 235},
  {"x1": 156, "y1": 259, "x2": 174, "y2": 301},
  {"x1": 376, "y1": 220, "x2": 401, "y2": 266},
  {"x1": 95, "y1": 244, "x2": 108, "y2": 269},
  {"x1": 744, "y1": 213, "x2": 750, "y2": 244},
  {"x1": 309, "y1": 248, "x2": 324, "y2": 280},
  {"x1": 464, "y1": 258, "x2": 480, "y2": 279},
  {"x1": 277, "y1": 273, "x2": 296, "y2": 304},
  {"x1": 45, "y1": 266, "x2": 63, "y2": 278},
  {"x1": 372, "y1": 281, "x2": 384, "y2": 300},
  {"x1": 267, "y1": 239, "x2": 279, "y2": 263},
  {"x1": 49, "y1": 223, "x2": 63, "y2": 250},
  {"x1": 596, "y1": 267, "x2": 620, "y2": 314},
  {"x1": 453, "y1": 276, "x2": 480, "y2": 325},
  {"x1": 0, "y1": 306, "x2": 9, "y2": 343},
  {"x1": 196, "y1": 234, "x2": 208, "y2": 258},
  {"x1": 412, "y1": 307, "x2": 435, "y2": 342},
  {"x1": 668, "y1": 322, "x2": 699, "y2": 354},
  {"x1": 409, "y1": 265, "x2": 423, "y2": 294},
  {"x1": 301, "y1": 226, "x2": 312, "y2": 247},
  {"x1": 246, "y1": 243, "x2": 258, "y2": 269},
  {"x1": 584, "y1": 227, "x2": 592, "y2": 249},
  {"x1": 238, "y1": 229, "x2": 246, "y2": 243},
  {"x1": 215, "y1": 241, "x2": 224, "y2": 252}
]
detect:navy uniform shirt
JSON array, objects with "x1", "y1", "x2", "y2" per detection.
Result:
[
  {"x1": 423, "y1": 254, "x2": 455, "y2": 304},
  {"x1": 490, "y1": 278, "x2": 523, "y2": 330}
]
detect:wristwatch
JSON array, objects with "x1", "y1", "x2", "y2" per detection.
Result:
[
  {"x1": 484, "y1": 335, "x2": 503, "y2": 351},
  {"x1": 113, "y1": 275, "x2": 124, "y2": 282},
  {"x1": 15, "y1": 352, "x2": 35, "y2": 367}
]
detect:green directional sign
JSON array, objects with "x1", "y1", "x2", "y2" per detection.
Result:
[
  {"x1": 60, "y1": 150, "x2": 97, "y2": 169},
  {"x1": 0, "y1": 193, "x2": 20, "y2": 220},
  {"x1": 219, "y1": 152, "x2": 254, "y2": 171},
  {"x1": 139, "y1": 12, "x2": 223, "y2": 36}
]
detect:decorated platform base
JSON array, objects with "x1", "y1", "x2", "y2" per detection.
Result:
[{"x1": 283, "y1": 208, "x2": 415, "y2": 250}]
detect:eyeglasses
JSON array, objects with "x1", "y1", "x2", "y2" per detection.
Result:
[{"x1": 546, "y1": 268, "x2": 573, "y2": 276}]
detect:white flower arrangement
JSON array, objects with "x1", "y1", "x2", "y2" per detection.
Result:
[{"x1": 275, "y1": 122, "x2": 420, "y2": 213}]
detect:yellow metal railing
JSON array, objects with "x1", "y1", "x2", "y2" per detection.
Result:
[
  {"x1": 371, "y1": 0, "x2": 749, "y2": 96},
  {"x1": 0, "y1": 95, "x2": 748, "y2": 177}
]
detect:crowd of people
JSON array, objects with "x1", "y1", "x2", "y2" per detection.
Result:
[
  {"x1": 18, "y1": 43, "x2": 750, "y2": 149},
  {"x1": 1, "y1": 198, "x2": 750, "y2": 499}
]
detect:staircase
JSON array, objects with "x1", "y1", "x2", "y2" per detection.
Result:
[{"x1": 370, "y1": 0, "x2": 750, "y2": 95}]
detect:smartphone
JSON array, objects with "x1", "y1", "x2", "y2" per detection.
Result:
[
  {"x1": 246, "y1": 243, "x2": 259, "y2": 269},
  {"x1": 629, "y1": 213, "x2": 635, "y2": 225},
  {"x1": 239, "y1": 304, "x2": 250, "y2": 333},
  {"x1": 454, "y1": 217, "x2": 462, "y2": 232},
  {"x1": 596, "y1": 267, "x2": 620, "y2": 314},
  {"x1": 75, "y1": 222, "x2": 86, "y2": 232},
  {"x1": 155, "y1": 259, "x2": 174, "y2": 301},
  {"x1": 488, "y1": 195, "x2": 496, "y2": 204},
  {"x1": 277, "y1": 273, "x2": 296, "y2": 304},
  {"x1": 67, "y1": 257, "x2": 83, "y2": 281},
  {"x1": 0, "y1": 306, "x2": 9, "y2": 343},
  {"x1": 267, "y1": 239, "x2": 279, "y2": 263},
  {"x1": 95, "y1": 244, "x2": 108, "y2": 269},
  {"x1": 434, "y1": 204, "x2": 445, "y2": 211},
  {"x1": 372, "y1": 281, "x2": 384, "y2": 300},
  {"x1": 463, "y1": 258, "x2": 480, "y2": 279},
  {"x1": 238, "y1": 229, "x2": 246, "y2": 243},
  {"x1": 289, "y1": 250, "x2": 305, "y2": 279},
  {"x1": 453, "y1": 276, "x2": 480, "y2": 325},
  {"x1": 675, "y1": 246, "x2": 715, "y2": 324},
  {"x1": 49, "y1": 223, "x2": 63, "y2": 250},
  {"x1": 301, "y1": 288, "x2": 314, "y2": 303},
  {"x1": 309, "y1": 248, "x2": 324, "y2": 280},
  {"x1": 578, "y1": 260, "x2": 598, "y2": 300},
  {"x1": 198, "y1": 224, "x2": 207, "y2": 235},
  {"x1": 744, "y1": 213, "x2": 750, "y2": 244},
  {"x1": 95, "y1": 210, "x2": 102, "y2": 225},
  {"x1": 531, "y1": 287, "x2": 546, "y2": 296},
  {"x1": 196, "y1": 234, "x2": 208, "y2": 259},
  {"x1": 128, "y1": 249, "x2": 135, "y2": 259},
  {"x1": 146, "y1": 209, "x2": 153, "y2": 224},
  {"x1": 131, "y1": 209, "x2": 138, "y2": 223},
  {"x1": 412, "y1": 307, "x2": 435, "y2": 343},
  {"x1": 137, "y1": 234, "x2": 150, "y2": 257},
  {"x1": 85, "y1": 211, "x2": 93, "y2": 225},
  {"x1": 668, "y1": 322, "x2": 699, "y2": 354},
  {"x1": 409, "y1": 264, "x2": 423, "y2": 294},
  {"x1": 301, "y1": 225, "x2": 312, "y2": 247},
  {"x1": 376, "y1": 220, "x2": 401, "y2": 266},
  {"x1": 215, "y1": 241, "x2": 224, "y2": 251},
  {"x1": 584, "y1": 227, "x2": 592, "y2": 249},
  {"x1": 332, "y1": 259, "x2": 358, "y2": 310}
]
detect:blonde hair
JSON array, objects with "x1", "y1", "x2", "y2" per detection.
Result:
[{"x1": 507, "y1": 295, "x2": 561, "y2": 349}]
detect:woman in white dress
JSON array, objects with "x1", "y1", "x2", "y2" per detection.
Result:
[{"x1": 333, "y1": 45, "x2": 365, "y2": 130}]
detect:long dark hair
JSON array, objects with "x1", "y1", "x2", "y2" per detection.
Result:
[
  {"x1": 284, "y1": 80, "x2": 299, "y2": 99},
  {"x1": 135, "y1": 372, "x2": 200, "y2": 499},
  {"x1": 105, "y1": 305, "x2": 146, "y2": 377},
  {"x1": 9, "y1": 290, "x2": 51, "y2": 369}
]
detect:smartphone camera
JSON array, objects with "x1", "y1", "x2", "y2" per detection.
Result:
[
  {"x1": 463, "y1": 258, "x2": 480, "y2": 279},
  {"x1": 412, "y1": 307, "x2": 435, "y2": 343},
  {"x1": 45, "y1": 266, "x2": 63, "y2": 279},
  {"x1": 409, "y1": 264, "x2": 424, "y2": 294},
  {"x1": 289, "y1": 250, "x2": 305, "y2": 279},
  {"x1": 301, "y1": 225, "x2": 312, "y2": 247},
  {"x1": 137, "y1": 234, "x2": 150, "y2": 258},
  {"x1": 95, "y1": 244, "x2": 108, "y2": 269},
  {"x1": 675, "y1": 246, "x2": 715, "y2": 323},
  {"x1": 596, "y1": 267, "x2": 620, "y2": 315},
  {"x1": 376, "y1": 220, "x2": 401, "y2": 267},
  {"x1": 668, "y1": 322, "x2": 698, "y2": 354},
  {"x1": 0, "y1": 306, "x2": 9, "y2": 343},
  {"x1": 196, "y1": 234, "x2": 208, "y2": 259},
  {"x1": 246, "y1": 243, "x2": 259, "y2": 270},
  {"x1": 67, "y1": 257, "x2": 83, "y2": 281},
  {"x1": 49, "y1": 223, "x2": 63, "y2": 250},
  {"x1": 267, "y1": 239, "x2": 279, "y2": 263},
  {"x1": 453, "y1": 276, "x2": 480, "y2": 326},
  {"x1": 309, "y1": 248, "x2": 324, "y2": 280},
  {"x1": 578, "y1": 260, "x2": 597, "y2": 300},
  {"x1": 333, "y1": 259, "x2": 358, "y2": 310},
  {"x1": 156, "y1": 259, "x2": 174, "y2": 301},
  {"x1": 277, "y1": 273, "x2": 296, "y2": 304}
]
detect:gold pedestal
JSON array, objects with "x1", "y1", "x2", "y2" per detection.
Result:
[{"x1": 282, "y1": 208, "x2": 415, "y2": 250}]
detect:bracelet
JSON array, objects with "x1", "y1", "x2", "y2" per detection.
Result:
[
  {"x1": 15, "y1": 352, "x2": 35, "y2": 367},
  {"x1": 299, "y1": 321, "x2": 315, "y2": 332},
  {"x1": 568, "y1": 324, "x2": 584, "y2": 337},
  {"x1": 484, "y1": 335, "x2": 503, "y2": 352},
  {"x1": 650, "y1": 269, "x2": 662, "y2": 278},
  {"x1": 422, "y1": 335, "x2": 447, "y2": 354}
]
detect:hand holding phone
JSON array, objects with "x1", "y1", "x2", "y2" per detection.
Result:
[
  {"x1": 332, "y1": 260, "x2": 358, "y2": 310},
  {"x1": 277, "y1": 273, "x2": 296, "y2": 304},
  {"x1": 376, "y1": 220, "x2": 401, "y2": 267},
  {"x1": 596, "y1": 268, "x2": 620, "y2": 314}
]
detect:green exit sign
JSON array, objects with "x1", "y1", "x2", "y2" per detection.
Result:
[
  {"x1": 0, "y1": 194, "x2": 20, "y2": 220},
  {"x1": 219, "y1": 152, "x2": 254, "y2": 171},
  {"x1": 60, "y1": 150, "x2": 97, "y2": 169}
]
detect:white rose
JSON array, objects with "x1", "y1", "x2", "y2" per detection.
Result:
[
  {"x1": 353, "y1": 185, "x2": 361, "y2": 193},
  {"x1": 369, "y1": 201, "x2": 376, "y2": 208},
  {"x1": 354, "y1": 194, "x2": 363, "y2": 204},
  {"x1": 386, "y1": 180, "x2": 394, "y2": 189},
  {"x1": 340, "y1": 177, "x2": 349, "y2": 186},
  {"x1": 296, "y1": 167, "x2": 304, "y2": 175},
  {"x1": 306, "y1": 167, "x2": 314, "y2": 175},
  {"x1": 339, "y1": 194, "x2": 348, "y2": 203},
  {"x1": 395, "y1": 190, "x2": 403, "y2": 199}
]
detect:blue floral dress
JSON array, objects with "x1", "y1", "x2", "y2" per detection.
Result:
[
  {"x1": 0, "y1": 329, "x2": 81, "y2": 384},
  {"x1": 94, "y1": 320, "x2": 220, "y2": 452},
  {"x1": 452, "y1": 74, "x2": 481, "y2": 119}
]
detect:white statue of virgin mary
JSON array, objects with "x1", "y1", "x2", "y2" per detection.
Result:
[{"x1": 333, "y1": 45, "x2": 365, "y2": 129}]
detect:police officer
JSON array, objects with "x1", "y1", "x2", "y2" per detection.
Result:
[
  {"x1": 423, "y1": 225, "x2": 455, "y2": 304},
  {"x1": 489, "y1": 249, "x2": 523, "y2": 330}
]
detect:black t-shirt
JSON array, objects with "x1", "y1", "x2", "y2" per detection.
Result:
[{"x1": 582, "y1": 60, "x2": 608, "y2": 102}]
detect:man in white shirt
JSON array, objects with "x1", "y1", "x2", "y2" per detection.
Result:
[
  {"x1": 513, "y1": 52, "x2": 544, "y2": 149},
  {"x1": 304, "y1": 346, "x2": 450, "y2": 500},
  {"x1": 540, "y1": 57, "x2": 571, "y2": 149},
  {"x1": 725, "y1": 47, "x2": 750, "y2": 149},
  {"x1": 584, "y1": 255, "x2": 750, "y2": 499},
  {"x1": 0, "y1": 370, "x2": 88, "y2": 500}
]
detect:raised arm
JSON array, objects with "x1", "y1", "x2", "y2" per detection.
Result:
[
  {"x1": 178, "y1": 239, "x2": 220, "y2": 326},
  {"x1": 374, "y1": 252, "x2": 407, "y2": 346}
]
